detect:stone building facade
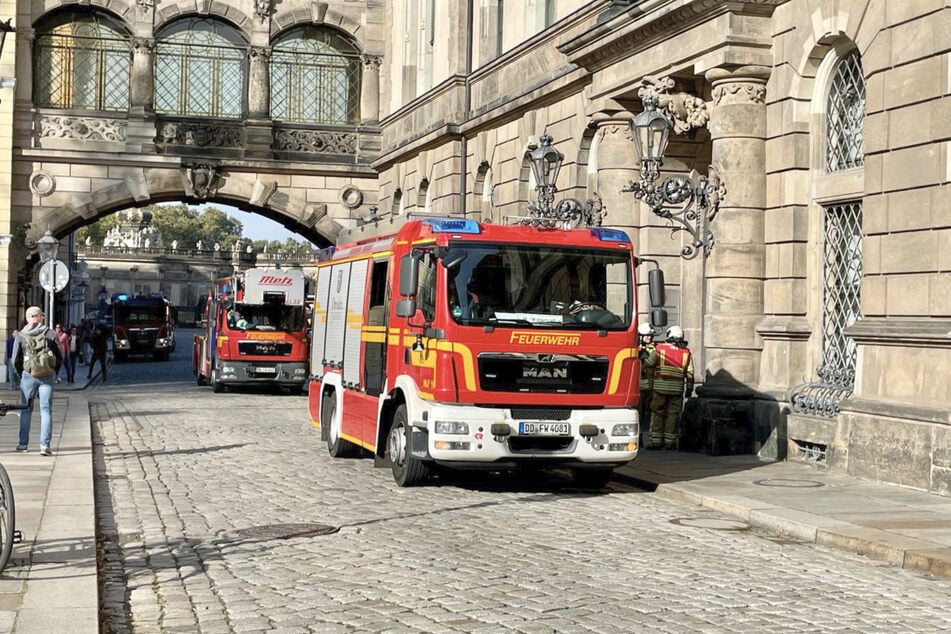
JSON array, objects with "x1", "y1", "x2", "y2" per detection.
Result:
[{"x1": 0, "y1": 0, "x2": 948, "y2": 493}]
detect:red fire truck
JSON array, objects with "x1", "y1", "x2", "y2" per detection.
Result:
[
  {"x1": 309, "y1": 218, "x2": 665, "y2": 487},
  {"x1": 194, "y1": 267, "x2": 309, "y2": 393},
  {"x1": 111, "y1": 293, "x2": 177, "y2": 362}
]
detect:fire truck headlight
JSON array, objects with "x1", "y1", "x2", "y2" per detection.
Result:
[
  {"x1": 609, "y1": 442, "x2": 638, "y2": 452},
  {"x1": 434, "y1": 421, "x2": 469, "y2": 435},
  {"x1": 116, "y1": 339, "x2": 130, "y2": 349},
  {"x1": 611, "y1": 424, "x2": 638, "y2": 437},
  {"x1": 156, "y1": 338, "x2": 168, "y2": 348},
  {"x1": 292, "y1": 368, "x2": 306, "y2": 376},
  {"x1": 434, "y1": 441, "x2": 470, "y2": 451}
]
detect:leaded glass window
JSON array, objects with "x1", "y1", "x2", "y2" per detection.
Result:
[
  {"x1": 826, "y1": 50, "x2": 865, "y2": 172},
  {"x1": 270, "y1": 27, "x2": 360, "y2": 125},
  {"x1": 34, "y1": 10, "x2": 131, "y2": 111},
  {"x1": 791, "y1": 202, "x2": 863, "y2": 417},
  {"x1": 154, "y1": 18, "x2": 247, "y2": 119}
]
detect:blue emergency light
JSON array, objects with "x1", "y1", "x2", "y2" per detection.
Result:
[
  {"x1": 591, "y1": 227, "x2": 630, "y2": 243},
  {"x1": 425, "y1": 219, "x2": 481, "y2": 234},
  {"x1": 115, "y1": 293, "x2": 129, "y2": 301}
]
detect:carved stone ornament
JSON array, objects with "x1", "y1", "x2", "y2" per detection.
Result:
[
  {"x1": 249, "y1": 46, "x2": 272, "y2": 62},
  {"x1": 637, "y1": 75, "x2": 710, "y2": 135},
  {"x1": 132, "y1": 37, "x2": 156, "y2": 54},
  {"x1": 273, "y1": 128, "x2": 357, "y2": 154},
  {"x1": 157, "y1": 120, "x2": 244, "y2": 149},
  {"x1": 185, "y1": 164, "x2": 221, "y2": 200},
  {"x1": 254, "y1": 0, "x2": 271, "y2": 20},
  {"x1": 340, "y1": 185, "x2": 364, "y2": 210},
  {"x1": 136, "y1": 0, "x2": 153, "y2": 11},
  {"x1": 712, "y1": 82, "x2": 767, "y2": 106},
  {"x1": 29, "y1": 170, "x2": 56, "y2": 197},
  {"x1": 36, "y1": 114, "x2": 127, "y2": 142},
  {"x1": 362, "y1": 55, "x2": 382, "y2": 70}
]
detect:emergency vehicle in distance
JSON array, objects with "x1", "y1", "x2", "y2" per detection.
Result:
[
  {"x1": 309, "y1": 218, "x2": 665, "y2": 488},
  {"x1": 193, "y1": 267, "x2": 309, "y2": 393},
  {"x1": 111, "y1": 293, "x2": 177, "y2": 362}
]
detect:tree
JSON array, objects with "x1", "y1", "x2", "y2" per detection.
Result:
[
  {"x1": 76, "y1": 214, "x2": 118, "y2": 246},
  {"x1": 76, "y1": 203, "x2": 244, "y2": 250}
]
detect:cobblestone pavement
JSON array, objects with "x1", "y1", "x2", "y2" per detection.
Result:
[{"x1": 92, "y1": 335, "x2": 950, "y2": 633}]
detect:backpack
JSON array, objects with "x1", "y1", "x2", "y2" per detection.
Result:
[{"x1": 22, "y1": 331, "x2": 55, "y2": 378}]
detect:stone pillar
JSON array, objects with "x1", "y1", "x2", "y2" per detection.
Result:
[
  {"x1": 130, "y1": 38, "x2": 155, "y2": 112},
  {"x1": 245, "y1": 46, "x2": 273, "y2": 159},
  {"x1": 700, "y1": 65, "x2": 769, "y2": 395},
  {"x1": 590, "y1": 109, "x2": 638, "y2": 229},
  {"x1": 126, "y1": 38, "x2": 157, "y2": 153},
  {"x1": 360, "y1": 55, "x2": 382, "y2": 124}
]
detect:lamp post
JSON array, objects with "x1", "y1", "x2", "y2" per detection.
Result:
[
  {"x1": 623, "y1": 92, "x2": 725, "y2": 259},
  {"x1": 36, "y1": 229, "x2": 60, "y2": 323},
  {"x1": 521, "y1": 132, "x2": 605, "y2": 228}
]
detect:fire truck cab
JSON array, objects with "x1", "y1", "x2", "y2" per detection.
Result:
[
  {"x1": 194, "y1": 267, "x2": 309, "y2": 393},
  {"x1": 309, "y1": 218, "x2": 660, "y2": 487}
]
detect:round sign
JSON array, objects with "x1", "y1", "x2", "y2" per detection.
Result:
[{"x1": 39, "y1": 259, "x2": 70, "y2": 292}]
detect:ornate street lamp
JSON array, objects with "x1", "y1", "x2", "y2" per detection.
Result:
[
  {"x1": 36, "y1": 228, "x2": 60, "y2": 322},
  {"x1": 623, "y1": 90, "x2": 725, "y2": 259},
  {"x1": 97, "y1": 286, "x2": 109, "y2": 319},
  {"x1": 521, "y1": 132, "x2": 605, "y2": 228}
]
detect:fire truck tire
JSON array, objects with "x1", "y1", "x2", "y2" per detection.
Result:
[
  {"x1": 571, "y1": 468, "x2": 614, "y2": 489},
  {"x1": 324, "y1": 392, "x2": 358, "y2": 458},
  {"x1": 211, "y1": 362, "x2": 224, "y2": 393},
  {"x1": 387, "y1": 405, "x2": 431, "y2": 487},
  {"x1": 196, "y1": 372, "x2": 207, "y2": 386}
]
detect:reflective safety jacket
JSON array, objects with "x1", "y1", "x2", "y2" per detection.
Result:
[{"x1": 647, "y1": 342, "x2": 694, "y2": 395}]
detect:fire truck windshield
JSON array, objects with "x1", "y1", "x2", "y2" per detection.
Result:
[
  {"x1": 115, "y1": 305, "x2": 166, "y2": 324},
  {"x1": 228, "y1": 303, "x2": 304, "y2": 332},
  {"x1": 445, "y1": 243, "x2": 632, "y2": 329}
]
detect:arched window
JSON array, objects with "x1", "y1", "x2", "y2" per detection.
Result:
[
  {"x1": 825, "y1": 50, "x2": 865, "y2": 172},
  {"x1": 270, "y1": 26, "x2": 360, "y2": 125},
  {"x1": 33, "y1": 9, "x2": 131, "y2": 111},
  {"x1": 154, "y1": 18, "x2": 247, "y2": 118}
]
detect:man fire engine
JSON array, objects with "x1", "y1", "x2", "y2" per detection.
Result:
[
  {"x1": 111, "y1": 293, "x2": 177, "y2": 362},
  {"x1": 194, "y1": 267, "x2": 309, "y2": 393},
  {"x1": 309, "y1": 218, "x2": 666, "y2": 487}
]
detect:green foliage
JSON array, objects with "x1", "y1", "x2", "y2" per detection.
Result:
[
  {"x1": 79, "y1": 204, "x2": 244, "y2": 249},
  {"x1": 76, "y1": 214, "x2": 118, "y2": 246}
]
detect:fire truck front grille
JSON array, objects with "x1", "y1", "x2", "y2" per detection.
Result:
[
  {"x1": 238, "y1": 341, "x2": 293, "y2": 356},
  {"x1": 478, "y1": 354, "x2": 608, "y2": 394},
  {"x1": 508, "y1": 437, "x2": 575, "y2": 452},
  {"x1": 509, "y1": 408, "x2": 571, "y2": 420}
]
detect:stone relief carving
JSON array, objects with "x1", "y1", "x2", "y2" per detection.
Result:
[
  {"x1": 712, "y1": 82, "x2": 767, "y2": 106},
  {"x1": 132, "y1": 37, "x2": 156, "y2": 54},
  {"x1": 254, "y1": 0, "x2": 271, "y2": 20},
  {"x1": 273, "y1": 128, "x2": 357, "y2": 154},
  {"x1": 136, "y1": 0, "x2": 154, "y2": 10},
  {"x1": 362, "y1": 55, "x2": 382, "y2": 70},
  {"x1": 637, "y1": 76, "x2": 710, "y2": 135},
  {"x1": 29, "y1": 170, "x2": 56, "y2": 197},
  {"x1": 157, "y1": 121, "x2": 244, "y2": 148},
  {"x1": 36, "y1": 114, "x2": 127, "y2": 142},
  {"x1": 184, "y1": 163, "x2": 221, "y2": 200},
  {"x1": 249, "y1": 47, "x2": 272, "y2": 62}
]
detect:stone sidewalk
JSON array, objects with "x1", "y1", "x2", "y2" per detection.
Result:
[{"x1": 0, "y1": 384, "x2": 949, "y2": 632}]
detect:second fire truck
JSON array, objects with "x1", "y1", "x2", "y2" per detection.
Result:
[
  {"x1": 111, "y1": 293, "x2": 177, "y2": 362},
  {"x1": 309, "y1": 218, "x2": 666, "y2": 487},
  {"x1": 194, "y1": 267, "x2": 309, "y2": 393}
]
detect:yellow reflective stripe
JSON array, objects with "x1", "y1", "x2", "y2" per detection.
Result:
[
  {"x1": 608, "y1": 348, "x2": 636, "y2": 394},
  {"x1": 435, "y1": 340, "x2": 475, "y2": 391}
]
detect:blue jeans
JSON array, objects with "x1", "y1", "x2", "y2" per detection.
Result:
[
  {"x1": 6, "y1": 359, "x2": 18, "y2": 389},
  {"x1": 19, "y1": 372, "x2": 55, "y2": 448}
]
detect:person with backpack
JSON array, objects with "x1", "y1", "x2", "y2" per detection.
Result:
[
  {"x1": 87, "y1": 325, "x2": 108, "y2": 382},
  {"x1": 11, "y1": 306, "x2": 63, "y2": 456}
]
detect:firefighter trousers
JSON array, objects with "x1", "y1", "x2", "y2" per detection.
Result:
[{"x1": 649, "y1": 391, "x2": 683, "y2": 448}]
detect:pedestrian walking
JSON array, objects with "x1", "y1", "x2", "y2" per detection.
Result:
[
  {"x1": 54, "y1": 323, "x2": 69, "y2": 383},
  {"x1": 11, "y1": 306, "x2": 63, "y2": 456},
  {"x1": 87, "y1": 325, "x2": 109, "y2": 382},
  {"x1": 81, "y1": 320, "x2": 94, "y2": 365},
  {"x1": 5, "y1": 330, "x2": 19, "y2": 390},
  {"x1": 644, "y1": 325, "x2": 694, "y2": 450},
  {"x1": 68, "y1": 325, "x2": 80, "y2": 383}
]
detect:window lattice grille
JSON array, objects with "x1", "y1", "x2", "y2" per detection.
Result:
[
  {"x1": 270, "y1": 27, "x2": 360, "y2": 124},
  {"x1": 34, "y1": 13, "x2": 131, "y2": 111},
  {"x1": 154, "y1": 19, "x2": 247, "y2": 118},
  {"x1": 826, "y1": 51, "x2": 865, "y2": 172},
  {"x1": 790, "y1": 202, "x2": 863, "y2": 417}
]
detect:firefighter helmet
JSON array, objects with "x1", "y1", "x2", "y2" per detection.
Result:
[
  {"x1": 666, "y1": 326, "x2": 684, "y2": 341},
  {"x1": 637, "y1": 323, "x2": 653, "y2": 336}
]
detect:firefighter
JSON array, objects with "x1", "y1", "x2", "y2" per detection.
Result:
[
  {"x1": 645, "y1": 325, "x2": 694, "y2": 450},
  {"x1": 636, "y1": 323, "x2": 655, "y2": 439}
]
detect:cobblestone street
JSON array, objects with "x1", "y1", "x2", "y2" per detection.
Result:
[{"x1": 90, "y1": 340, "x2": 950, "y2": 633}]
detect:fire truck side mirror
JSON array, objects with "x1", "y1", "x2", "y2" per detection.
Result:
[
  {"x1": 395, "y1": 298, "x2": 417, "y2": 318},
  {"x1": 648, "y1": 268, "x2": 666, "y2": 308},
  {"x1": 651, "y1": 308, "x2": 668, "y2": 330},
  {"x1": 399, "y1": 254, "x2": 419, "y2": 297}
]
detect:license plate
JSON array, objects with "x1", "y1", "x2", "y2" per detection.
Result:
[
  {"x1": 518, "y1": 422, "x2": 570, "y2": 436},
  {"x1": 254, "y1": 367, "x2": 276, "y2": 374}
]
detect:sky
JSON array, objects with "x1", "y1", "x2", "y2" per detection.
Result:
[{"x1": 198, "y1": 203, "x2": 312, "y2": 244}]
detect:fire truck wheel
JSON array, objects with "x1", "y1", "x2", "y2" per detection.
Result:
[
  {"x1": 387, "y1": 404, "x2": 431, "y2": 487},
  {"x1": 324, "y1": 391, "x2": 357, "y2": 458},
  {"x1": 211, "y1": 362, "x2": 224, "y2": 393},
  {"x1": 571, "y1": 468, "x2": 614, "y2": 489}
]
